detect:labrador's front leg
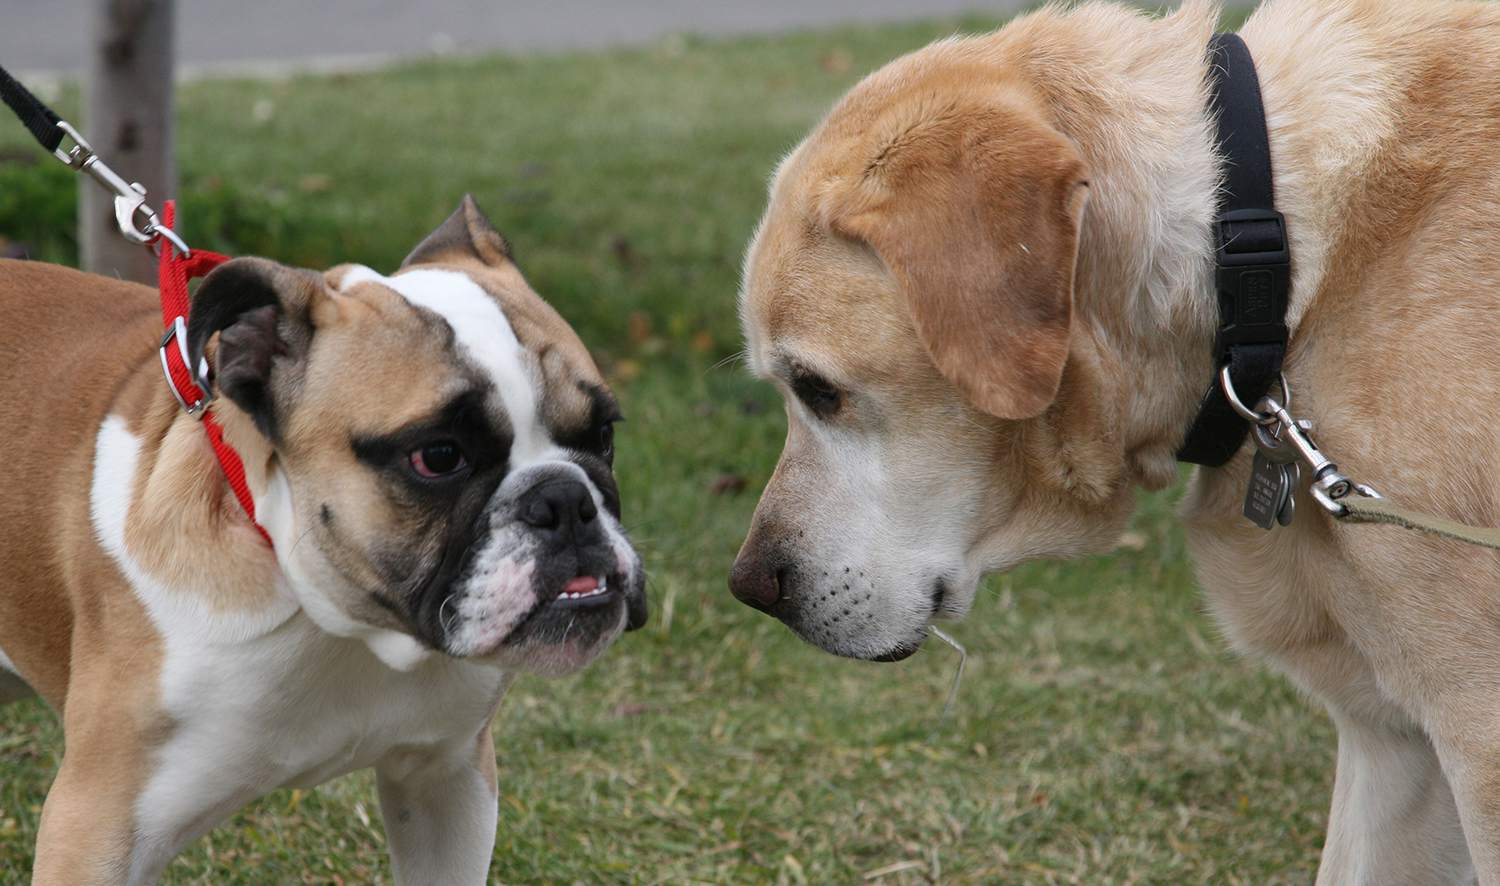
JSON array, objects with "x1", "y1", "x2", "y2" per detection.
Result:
[{"x1": 376, "y1": 724, "x2": 500, "y2": 886}]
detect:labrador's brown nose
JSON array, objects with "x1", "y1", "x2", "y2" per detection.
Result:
[{"x1": 729, "y1": 547, "x2": 782, "y2": 612}]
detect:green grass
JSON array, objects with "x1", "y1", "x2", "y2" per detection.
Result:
[{"x1": 0, "y1": 7, "x2": 1330, "y2": 884}]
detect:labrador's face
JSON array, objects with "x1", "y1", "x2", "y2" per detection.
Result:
[{"x1": 731, "y1": 61, "x2": 1134, "y2": 661}]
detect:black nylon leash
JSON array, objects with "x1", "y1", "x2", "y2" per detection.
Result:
[
  {"x1": 1177, "y1": 33, "x2": 1292, "y2": 467},
  {"x1": 0, "y1": 62, "x2": 63, "y2": 153},
  {"x1": 0, "y1": 60, "x2": 189, "y2": 253}
]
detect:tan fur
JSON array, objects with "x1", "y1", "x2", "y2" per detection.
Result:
[
  {"x1": 0, "y1": 262, "x2": 171, "y2": 878},
  {"x1": 819, "y1": 80, "x2": 1090, "y2": 419},
  {"x1": 739, "y1": 1, "x2": 1500, "y2": 879}
]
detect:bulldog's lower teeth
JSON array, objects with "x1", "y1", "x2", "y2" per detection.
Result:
[{"x1": 561, "y1": 581, "x2": 608, "y2": 601}]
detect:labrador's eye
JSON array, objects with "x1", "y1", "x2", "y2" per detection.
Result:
[
  {"x1": 791, "y1": 370, "x2": 842, "y2": 419},
  {"x1": 409, "y1": 441, "x2": 467, "y2": 478}
]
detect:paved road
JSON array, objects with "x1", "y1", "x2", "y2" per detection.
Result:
[{"x1": 1, "y1": 0, "x2": 1028, "y2": 78}]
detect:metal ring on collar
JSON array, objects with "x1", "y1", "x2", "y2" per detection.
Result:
[
  {"x1": 1218, "y1": 365, "x2": 1289, "y2": 426},
  {"x1": 149, "y1": 223, "x2": 191, "y2": 258}
]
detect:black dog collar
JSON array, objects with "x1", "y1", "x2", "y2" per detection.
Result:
[{"x1": 1176, "y1": 33, "x2": 1291, "y2": 467}]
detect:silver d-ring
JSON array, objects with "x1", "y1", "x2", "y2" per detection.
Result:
[{"x1": 1219, "y1": 366, "x2": 1289, "y2": 426}]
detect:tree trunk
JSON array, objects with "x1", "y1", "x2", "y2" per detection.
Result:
[{"x1": 81, "y1": 0, "x2": 174, "y2": 283}]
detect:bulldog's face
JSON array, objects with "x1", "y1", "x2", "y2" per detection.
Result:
[
  {"x1": 188, "y1": 196, "x2": 646, "y2": 674},
  {"x1": 732, "y1": 68, "x2": 1133, "y2": 661}
]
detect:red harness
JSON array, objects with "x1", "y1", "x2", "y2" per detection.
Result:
[{"x1": 154, "y1": 201, "x2": 273, "y2": 547}]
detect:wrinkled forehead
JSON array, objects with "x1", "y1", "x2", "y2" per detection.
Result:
[{"x1": 323, "y1": 263, "x2": 611, "y2": 443}]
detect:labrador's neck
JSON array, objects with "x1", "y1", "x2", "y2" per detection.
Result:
[{"x1": 1012, "y1": 0, "x2": 1357, "y2": 488}]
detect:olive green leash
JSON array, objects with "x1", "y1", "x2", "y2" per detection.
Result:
[{"x1": 1336, "y1": 496, "x2": 1500, "y2": 551}]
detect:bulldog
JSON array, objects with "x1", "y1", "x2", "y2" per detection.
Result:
[
  {"x1": 0, "y1": 195, "x2": 646, "y2": 884},
  {"x1": 731, "y1": 0, "x2": 1500, "y2": 881}
]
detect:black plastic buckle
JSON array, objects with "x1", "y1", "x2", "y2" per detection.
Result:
[{"x1": 1213, "y1": 208, "x2": 1290, "y2": 353}]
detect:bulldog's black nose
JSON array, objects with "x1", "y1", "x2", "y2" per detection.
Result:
[{"x1": 519, "y1": 478, "x2": 598, "y2": 540}]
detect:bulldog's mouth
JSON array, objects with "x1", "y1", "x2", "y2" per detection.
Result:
[
  {"x1": 493, "y1": 569, "x2": 631, "y2": 651},
  {"x1": 551, "y1": 574, "x2": 617, "y2": 610}
]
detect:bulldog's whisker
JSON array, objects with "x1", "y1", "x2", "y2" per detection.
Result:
[
  {"x1": 438, "y1": 594, "x2": 459, "y2": 636},
  {"x1": 288, "y1": 524, "x2": 317, "y2": 556},
  {"x1": 709, "y1": 348, "x2": 748, "y2": 373}
]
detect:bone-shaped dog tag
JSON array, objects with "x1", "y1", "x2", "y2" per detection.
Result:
[{"x1": 1244, "y1": 450, "x2": 1289, "y2": 530}]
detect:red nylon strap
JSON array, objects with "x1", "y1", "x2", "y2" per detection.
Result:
[{"x1": 157, "y1": 200, "x2": 273, "y2": 548}]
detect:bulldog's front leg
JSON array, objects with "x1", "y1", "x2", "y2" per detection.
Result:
[
  {"x1": 376, "y1": 724, "x2": 501, "y2": 886},
  {"x1": 32, "y1": 671, "x2": 170, "y2": 886},
  {"x1": 33, "y1": 754, "x2": 142, "y2": 885}
]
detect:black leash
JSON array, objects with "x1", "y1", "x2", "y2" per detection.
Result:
[
  {"x1": 1177, "y1": 33, "x2": 1292, "y2": 467},
  {"x1": 0, "y1": 63, "x2": 64, "y2": 154},
  {"x1": 0, "y1": 60, "x2": 187, "y2": 252}
]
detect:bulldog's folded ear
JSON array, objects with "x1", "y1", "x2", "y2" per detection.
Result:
[
  {"x1": 187, "y1": 257, "x2": 323, "y2": 439},
  {"x1": 827, "y1": 95, "x2": 1089, "y2": 420},
  {"x1": 401, "y1": 194, "x2": 514, "y2": 269}
]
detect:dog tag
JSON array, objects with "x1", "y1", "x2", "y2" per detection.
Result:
[
  {"x1": 1276, "y1": 461, "x2": 1299, "y2": 527},
  {"x1": 1244, "y1": 450, "x2": 1288, "y2": 530}
]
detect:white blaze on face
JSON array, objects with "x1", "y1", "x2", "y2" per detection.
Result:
[{"x1": 338, "y1": 265, "x2": 558, "y2": 467}]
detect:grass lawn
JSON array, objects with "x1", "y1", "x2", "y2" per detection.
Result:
[{"x1": 0, "y1": 6, "x2": 1333, "y2": 884}]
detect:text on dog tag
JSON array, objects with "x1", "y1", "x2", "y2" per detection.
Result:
[{"x1": 1244, "y1": 450, "x2": 1289, "y2": 530}]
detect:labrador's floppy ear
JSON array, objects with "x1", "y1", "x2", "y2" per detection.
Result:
[
  {"x1": 186, "y1": 257, "x2": 324, "y2": 440},
  {"x1": 402, "y1": 194, "x2": 514, "y2": 269},
  {"x1": 828, "y1": 98, "x2": 1089, "y2": 420}
]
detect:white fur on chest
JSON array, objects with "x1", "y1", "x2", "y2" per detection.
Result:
[
  {"x1": 91, "y1": 416, "x2": 511, "y2": 875},
  {"x1": 133, "y1": 619, "x2": 507, "y2": 834}
]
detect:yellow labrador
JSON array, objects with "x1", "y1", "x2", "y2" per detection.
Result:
[{"x1": 731, "y1": 0, "x2": 1500, "y2": 880}]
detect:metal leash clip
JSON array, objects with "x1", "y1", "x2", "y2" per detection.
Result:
[
  {"x1": 51, "y1": 119, "x2": 190, "y2": 256},
  {"x1": 1220, "y1": 367, "x2": 1381, "y2": 523}
]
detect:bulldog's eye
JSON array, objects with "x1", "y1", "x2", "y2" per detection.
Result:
[
  {"x1": 409, "y1": 441, "x2": 468, "y2": 478},
  {"x1": 791, "y1": 370, "x2": 842, "y2": 419},
  {"x1": 597, "y1": 422, "x2": 615, "y2": 463}
]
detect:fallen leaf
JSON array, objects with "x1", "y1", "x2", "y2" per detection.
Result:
[
  {"x1": 611, "y1": 234, "x2": 637, "y2": 268},
  {"x1": 820, "y1": 48, "x2": 853, "y2": 74},
  {"x1": 298, "y1": 173, "x2": 333, "y2": 193},
  {"x1": 628, "y1": 311, "x2": 653, "y2": 345},
  {"x1": 710, "y1": 474, "x2": 747, "y2": 496}
]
